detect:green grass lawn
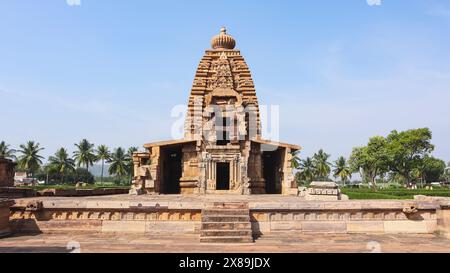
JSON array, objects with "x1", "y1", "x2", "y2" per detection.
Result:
[
  {"x1": 341, "y1": 187, "x2": 450, "y2": 200},
  {"x1": 16, "y1": 184, "x2": 450, "y2": 199}
]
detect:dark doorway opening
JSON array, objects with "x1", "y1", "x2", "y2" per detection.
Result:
[
  {"x1": 216, "y1": 117, "x2": 230, "y2": 146},
  {"x1": 162, "y1": 146, "x2": 182, "y2": 194},
  {"x1": 263, "y1": 151, "x2": 281, "y2": 194},
  {"x1": 216, "y1": 162, "x2": 230, "y2": 190}
]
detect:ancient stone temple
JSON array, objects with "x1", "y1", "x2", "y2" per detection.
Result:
[{"x1": 131, "y1": 28, "x2": 300, "y2": 195}]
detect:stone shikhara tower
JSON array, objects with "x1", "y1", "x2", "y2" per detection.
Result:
[{"x1": 131, "y1": 28, "x2": 300, "y2": 195}]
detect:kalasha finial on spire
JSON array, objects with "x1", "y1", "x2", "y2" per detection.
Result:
[{"x1": 211, "y1": 27, "x2": 236, "y2": 50}]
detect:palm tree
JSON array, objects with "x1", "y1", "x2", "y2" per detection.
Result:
[
  {"x1": 17, "y1": 141, "x2": 44, "y2": 177},
  {"x1": 109, "y1": 147, "x2": 129, "y2": 183},
  {"x1": 297, "y1": 157, "x2": 315, "y2": 185},
  {"x1": 73, "y1": 139, "x2": 96, "y2": 172},
  {"x1": 0, "y1": 141, "x2": 16, "y2": 160},
  {"x1": 48, "y1": 148, "x2": 75, "y2": 183},
  {"x1": 95, "y1": 145, "x2": 111, "y2": 183},
  {"x1": 313, "y1": 149, "x2": 331, "y2": 181},
  {"x1": 127, "y1": 146, "x2": 138, "y2": 155},
  {"x1": 333, "y1": 156, "x2": 352, "y2": 186},
  {"x1": 290, "y1": 150, "x2": 301, "y2": 169},
  {"x1": 126, "y1": 147, "x2": 138, "y2": 182}
]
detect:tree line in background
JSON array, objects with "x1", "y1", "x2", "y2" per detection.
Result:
[
  {"x1": 0, "y1": 139, "x2": 138, "y2": 185},
  {"x1": 2, "y1": 127, "x2": 450, "y2": 189},
  {"x1": 292, "y1": 128, "x2": 450, "y2": 190}
]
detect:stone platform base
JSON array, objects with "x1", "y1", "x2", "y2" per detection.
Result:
[
  {"x1": 0, "y1": 199, "x2": 14, "y2": 237},
  {"x1": 8, "y1": 195, "x2": 450, "y2": 239},
  {"x1": 1, "y1": 233, "x2": 450, "y2": 253}
]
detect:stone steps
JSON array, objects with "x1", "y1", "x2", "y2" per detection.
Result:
[
  {"x1": 202, "y1": 209, "x2": 249, "y2": 216},
  {"x1": 202, "y1": 215, "x2": 250, "y2": 222},
  {"x1": 200, "y1": 202, "x2": 253, "y2": 244},
  {"x1": 200, "y1": 236, "x2": 254, "y2": 244},
  {"x1": 205, "y1": 202, "x2": 249, "y2": 209},
  {"x1": 202, "y1": 222, "x2": 251, "y2": 230},
  {"x1": 201, "y1": 230, "x2": 253, "y2": 237}
]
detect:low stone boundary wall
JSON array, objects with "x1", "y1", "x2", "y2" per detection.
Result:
[
  {"x1": 0, "y1": 188, "x2": 36, "y2": 198},
  {"x1": 10, "y1": 199, "x2": 202, "y2": 235},
  {"x1": 1, "y1": 187, "x2": 130, "y2": 198},
  {"x1": 414, "y1": 196, "x2": 450, "y2": 238},
  {"x1": 250, "y1": 201, "x2": 438, "y2": 235},
  {"x1": 7, "y1": 197, "x2": 450, "y2": 237}
]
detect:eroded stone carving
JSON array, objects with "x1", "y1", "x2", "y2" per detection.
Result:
[
  {"x1": 0, "y1": 157, "x2": 16, "y2": 188},
  {"x1": 299, "y1": 181, "x2": 348, "y2": 201}
]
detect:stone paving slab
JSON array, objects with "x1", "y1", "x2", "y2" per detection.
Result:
[
  {"x1": 11, "y1": 194, "x2": 442, "y2": 210},
  {"x1": 0, "y1": 232, "x2": 449, "y2": 253}
]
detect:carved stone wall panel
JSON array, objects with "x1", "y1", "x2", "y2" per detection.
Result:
[{"x1": 252, "y1": 210, "x2": 437, "y2": 222}]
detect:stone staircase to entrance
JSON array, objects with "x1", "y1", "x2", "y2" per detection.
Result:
[{"x1": 200, "y1": 202, "x2": 254, "y2": 243}]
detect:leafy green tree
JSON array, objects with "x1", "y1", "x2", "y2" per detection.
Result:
[
  {"x1": 386, "y1": 128, "x2": 434, "y2": 184},
  {"x1": 17, "y1": 141, "x2": 44, "y2": 177},
  {"x1": 386, "y1": 172, "x2": 406, "y2": 185},
  {"x1": 0, "y1": 141, "x2": 16, "y2": 160},
  {"x1": 73, "y1": 139, "x2": 96, "y2": 172},
  {"x1": 414, "y1": 156, "x2": 446, "y2": 184},
  {"x1": 109, "y1": 147, "x2": 129, "y2": 183},
  {"x1": 35, "y1": 167, "x2": 94, "y2": 184},
  {"x1": 95, "y1": 145, "x2": 111, "y2": 183},
  {"x1": 446, "y1": 162, "x2": 450, "y2": 182},
  {"x1": 48, "y1": 148, "x2": 75, "y2": 183},
  {"x1": 349, "y1": 147, "x2": 368, "y2": 182},
  {"x1": 349, "y1": 136, "x2": 389, "y2": 190},
  {"x1": 312, "y1": 149, "x2": 331, "y2": 181},
  {"x1": 73, "y1": 168, "x2": 95, "y2": 184},
  {"x1": 296, "y1": 157, "x2": 315, "y2": 185},
  {"x1": 333, "y1": 156, "x2": 352, "y2": 185}
]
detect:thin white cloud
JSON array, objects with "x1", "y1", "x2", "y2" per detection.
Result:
[
  {"x1": 66, "y1": 0, "x2": 81, "y2": 7},
  {"x1": 367, "y1": 0, "x2": 382, "y2": 7}
]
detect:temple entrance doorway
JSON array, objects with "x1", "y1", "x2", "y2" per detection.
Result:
[
  {"x1": 216, "y1": 162, "x2": 230, "y2": 190},
  {"x1": 263, "y1": 150, "x2": 282, "y2": 194},
  {"x1": 161, "y1": 146, "x2": 182, "y2": 194}
]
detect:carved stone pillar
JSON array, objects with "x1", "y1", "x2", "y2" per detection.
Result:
[
  {"x1": 282, "y1": 148, "x2": 297, "y2": 196},
  {"x1": 232, "y1": 154, "x2": 241, "y2": 190},
  {"x1": 132, "y1": 157, "x2": 140, "y2": 180},
  {"x1": 240, "y1": 157, "x2": 250, "y2": 195},
  {"x1": 198, "y1": 152, "x2": 208, "y2": 194},
  {"x1": 145, "y1": 147, "x2": 160, "y2": 194}
]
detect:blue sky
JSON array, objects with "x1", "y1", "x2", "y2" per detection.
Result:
[{"x1": 1, "y1": 0, "x2": 449, "y2": 163}]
